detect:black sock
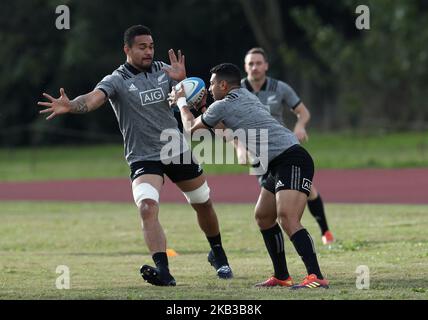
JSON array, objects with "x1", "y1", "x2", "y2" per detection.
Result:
[
  {"x1": 290, "y1": 229, "x2": 323, "y2": 279},
  {"x1": 207, "y1": 233, "x2": 228, "y2": 265},
  {"x1": 307, "y1": 194, "x2": 329, "y2": 235},
  {"x1": 261, "y1": 224, "x2": 289, "y2": 280},
  {"x1": 152, "y1": 252, "x2": 169, "y2": 272}
]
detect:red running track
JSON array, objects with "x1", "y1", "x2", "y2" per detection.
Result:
[{"x1": 0, "y1": 169, "x2": 427, "y2": 204}]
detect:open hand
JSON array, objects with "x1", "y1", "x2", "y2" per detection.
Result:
[
  {"x1": 37, "y1": 88, "x2": 71, "y2": 120},
  {"x1": 162, "y1": 49, "x2": 186, "y2": 81}
]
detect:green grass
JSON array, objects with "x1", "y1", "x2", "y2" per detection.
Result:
[
  {"x1": 0, "y1": 201, "x2": 427, "y2": 300},
  {"x1": 0, "y1": 131, "x2": 427, "y2": 181},
  {"x1": 305, "y1": 131, "x2": 428, "y2": 169}
]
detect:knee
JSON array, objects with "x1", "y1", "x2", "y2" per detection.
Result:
[
  {"x1": 192, "y1": 198, "x2": 213, "y2": 213},
  {"x1": 254, "y1": 208, "x2": 276, "y2": 229},
  {"x1": 277, "y1": 211, "x2": 301, "y2": 236},
  {"x1": 183, "y1": 182, "x2": 210, "y2": 204},
  {"x1": 277, "y1": 210, "x2": 295, "y2": 224},
  {"x1": 139, "y1": 199, "x2": 159, "y2": 221}
]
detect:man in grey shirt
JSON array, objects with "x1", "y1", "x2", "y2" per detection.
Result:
[
  {"x1": 170, "y1": 63, "x2": 329, "y2": 290},
  {"x1": 242, "y1": 47, "x2": 334, "y2": 247},
  {"x1": 38, "y1": 25, "x2": 232, "y2": 286}
]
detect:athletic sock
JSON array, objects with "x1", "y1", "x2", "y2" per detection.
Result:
[
  {"x1": 307, "y1": 194, "x2": 329, "y2": 235},
  {"x1": 152, "y1": 252, "x2": 169, "y2": 272},
  {"x1": 290, "y1": 228, "x2": 324, "y2": 279},
  {"x1": 260, "y1": 224, "x2": 290, "y2": 280},
  {"x1": 207, "y1": 233, "x2": 228, "y2": 265}
]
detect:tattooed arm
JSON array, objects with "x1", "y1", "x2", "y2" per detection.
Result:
[{"x1": 38, "y1": 88, "x2": 107, "y2": 120}]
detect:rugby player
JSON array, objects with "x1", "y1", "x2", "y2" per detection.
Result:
[
  {"x1": 37, "y1": 25, "x2": 233, "y2": 286},
  {"x1": 169, "y1": 63, "x2": 329, "y2": 289},
  {"x1": 241, "y1": 47, "x2": 335, "y2": 246}
]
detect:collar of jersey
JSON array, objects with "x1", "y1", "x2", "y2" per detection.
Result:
[
  {"x1": 244, "y1": 77, "x2": 268, "y2": 93},
  {"x1": 124, "y1": 62, "x2": 152, "y2": 75}
]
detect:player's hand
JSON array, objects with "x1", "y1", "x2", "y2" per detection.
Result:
[
  {"x1": 294, "y1": 125, "x2": 309, "y2": 143},
  {"x1": 193, "y1": 90, "x2": 207, "y2": 112},
  {"x1": 167, "y1": 83, "x2": 186, "y2": 107},
  {"x1": 37, "y1": 88, "x2": 71, "y2": 120},
  {"x1": 163, "y1": 49, "x2": 186, "y2": 81}
]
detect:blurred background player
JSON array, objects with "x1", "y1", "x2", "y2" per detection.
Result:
[
  {"x1": 241, "y1": 47, "x2": 334, "y2": 245},
  {"x1": 38, "y1": 25, "x2": 232, "y2": 286}
]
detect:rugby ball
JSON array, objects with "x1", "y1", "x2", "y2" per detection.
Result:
[{"x1": 175, "y1": 77, "x2": 206, "y2": 107}]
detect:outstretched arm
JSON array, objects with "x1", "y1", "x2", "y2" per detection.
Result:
[{"x1": 38, "y1": 88, "x2": 108, "y2": 120}]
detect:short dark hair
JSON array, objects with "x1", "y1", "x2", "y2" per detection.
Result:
[
  {"x1": 245, "y1": 47, "x2": 268, "y2": 62},
  {"x1": 124, "y1": 25, "x2": 152, "y2": 47},
  {"x1": 210, "y1": 63, "x2": 241, "y2": 86}
]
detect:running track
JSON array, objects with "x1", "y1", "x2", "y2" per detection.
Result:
[{"x1": 0, "y1": 169, "x2": 427, "y2": 204}]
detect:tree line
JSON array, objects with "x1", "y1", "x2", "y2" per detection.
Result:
[{"x1": 1, "y1": 0, "x2": 427, "y2": 146}]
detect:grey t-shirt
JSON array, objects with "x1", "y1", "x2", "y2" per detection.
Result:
[
  {"x1": 96, "y1": 62, "x2": 187, "y2": 164},
  {"x1": 201, "y1": 88, "x2": 299, "y2": 167},
  {"x1": 241, "y1": 77, "x2": 301, "y2": 126}
]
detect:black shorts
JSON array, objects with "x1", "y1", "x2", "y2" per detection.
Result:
[
  {"x1": 130, "y1": 151, "x2": 203, "y2": 183},
  {"x1": 259, "y1": 145, "x2": 314, "y2": 196}
]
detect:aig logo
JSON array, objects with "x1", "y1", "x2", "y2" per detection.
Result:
[
  {"x1": 140, "y1": 88, "x2": 165, "y2": 106},
  {"x1": 302, "y1": 178, "x2": 312, "y2": 192}
]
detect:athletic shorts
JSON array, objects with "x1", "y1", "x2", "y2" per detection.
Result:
[
  {"x1": 130, "y1": 151, "x2": 203, "y2": 183},
  {"x1": 259, "y1": 144, "x2": 314, "y2": 196}
]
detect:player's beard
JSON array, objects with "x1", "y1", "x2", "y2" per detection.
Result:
[
  {"x1": 140, "y1": 58, "x2": 153, "y2": 71},
  {"x1": 249, "y1": 72, "x2": 263, "y2": 82}
]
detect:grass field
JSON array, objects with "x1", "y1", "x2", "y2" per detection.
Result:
[
  {"x1": 1, "y1": 201, "x2": 427, "y2": 300},
  {"x1": 0, "y1": 131, "x2": 427, "y2": 181}
]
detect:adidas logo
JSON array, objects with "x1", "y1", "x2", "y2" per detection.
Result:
[
  {"x1": 275, "y1": 180, "x2": 284, "y2": 189},
  {"x1": 128, "y1": 83, "x2": 138, "y2": 91}
]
